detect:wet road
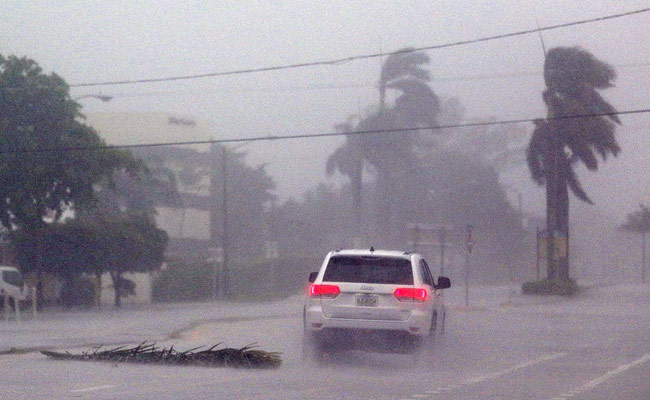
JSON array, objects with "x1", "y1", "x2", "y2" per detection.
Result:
[{"x1": 2, "y1": 284, "x2": 649, "y2": 400}]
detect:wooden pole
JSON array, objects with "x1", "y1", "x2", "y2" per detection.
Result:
[
  {"x1": 440, "y1": 227, "x2": 446, "y2": 276},
  {"x1": 2, "y1": 290, "x2": 9, "y2": 321},
  {"x1": 642, "y1": 231, "x2": 647, "y2": 284},
  {"x1": 536, "y1": 226, "x2": 541, "y2": 280},
  {"x1": 31, "y1": 286, "x2": 37, "y2": 317}
]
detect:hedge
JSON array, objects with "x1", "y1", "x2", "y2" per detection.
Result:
[{"x1": 521, "y1": 278, "x2": 580, "y2": 296}]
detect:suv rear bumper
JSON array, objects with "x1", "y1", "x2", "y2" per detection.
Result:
[{"x1": 304, "y1": 304, "x2": 431, "y2": 337}]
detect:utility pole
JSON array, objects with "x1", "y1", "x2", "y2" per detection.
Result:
[
  {"x1": 465, "y1": 224, "x2": 473, "y2": 308},
  {"x1": 209, "y1": 144, "x2": 221, "y2": 300},
  {"x1": 535, "y1": 226, "x2": 541, "y2": 280},
  {"x1": 221, "y1": 146, "x2": 229, "y2": 299},
  {"x1": 439, "y1": 227, "x2": 447, "y2": 276},
  {"x1": 412, "y1": 225, "x2": 420, "y2": 253},
  {"x1": 642, "y1": 231, "x2": 647, "y2": 284}
]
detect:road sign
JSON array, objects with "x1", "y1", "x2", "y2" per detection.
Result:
[{"x1": 406, "y1": 223, "x2": 452, "y2": 247}]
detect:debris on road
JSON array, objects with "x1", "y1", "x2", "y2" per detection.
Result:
[{"x1": 41, "y1": 342, "x2": 282, "y2": 369}]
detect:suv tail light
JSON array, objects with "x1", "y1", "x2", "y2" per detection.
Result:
[
  {"x1": 394, "y1": 288, "x2": 427, "y2": 302},
  {"x1": 310, "y1": 284, "x2": 340, "y2": 298}
]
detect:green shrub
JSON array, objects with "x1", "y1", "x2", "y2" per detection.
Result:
[
  {"x1": 60, "y1": 276, "x2": 96, "y2": 308},
  {"x1": 521, "y1": 278, "x2": 579, "y2": 296},
  {"x1": 152, "y1": 259, "x2": 213, "y2": 302},
  {"x1": 227, "y1": 256, "x2": 322, "y2": 301},
  {"x1": 152, "y1": 255, "x2": 322, "y2": 303}
]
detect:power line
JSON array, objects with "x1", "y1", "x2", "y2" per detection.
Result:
[
  {"x1": 70, "y1": 60, "x2": 650, "y2": 99},
  {"x1": 67, "y1": 7, "x2": 650, "y2": 88},
  {"x1": 6, "y1": 57, "x2": 650, "y2": 97},
  {"x1": 2, "y1": 108, "x2": 648, "y2": 155}
]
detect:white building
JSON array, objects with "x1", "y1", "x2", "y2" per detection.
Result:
[{"x1": 86, "y1": 112, "x2": 215, "y2": 305}]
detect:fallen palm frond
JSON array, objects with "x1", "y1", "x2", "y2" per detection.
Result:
[{"x1": 40, "y1": 342, "x2": 281, "y2": 369}]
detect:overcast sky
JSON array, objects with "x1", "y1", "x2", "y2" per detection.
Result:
[{"x1": 3, "y1": 0, "x2": 650, "y2": 220}]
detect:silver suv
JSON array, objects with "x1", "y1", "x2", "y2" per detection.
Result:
[{"x1": 303, "y1": 249, "x2": 450, "y2": 360}]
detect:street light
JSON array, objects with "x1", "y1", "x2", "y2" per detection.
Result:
[{"x1": 73, "y1": 94, "x2": 113, "y2": 102}]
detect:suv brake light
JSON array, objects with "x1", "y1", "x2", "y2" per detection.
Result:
[
  {"x1": 394, "y1": 287, "x2": 427, "y2": 301},
  {"x1": 310, "y1": 284, "x2": 340, "y2": 298}
]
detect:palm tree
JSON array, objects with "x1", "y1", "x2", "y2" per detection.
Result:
[
  {"x1": 379, "y1": 48, "x2": 431, "y2": 109},
  {"x1": 527, "y1": 47, "x2": 621, "y2": 280},
  {"x1": 326, "y1": 117, "x2": 364, "y2": 236},
  {"x1": 620, "y1": 204, "x2": 650, "y2": 283},
  {"x1": 326, "y1": 48, "x2": 439, "y2": 244}
]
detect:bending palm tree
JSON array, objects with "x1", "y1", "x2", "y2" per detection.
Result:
[
  {"x1": 379, "y1": 48, "x2": 431, "y2": 109},
  {"x1": 326, "y1": 48, "x2": 440, "y2": 244},
  {"x1": 527, "y1": 47, "x2": 621, "y2": 280},
  {"x1": 326, "y1": 117, "x2": 363, "y2": 235}
]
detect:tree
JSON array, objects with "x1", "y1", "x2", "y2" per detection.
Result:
[
  {"x1": 620, "y1": 204, "x2": 650, "y2": 283},
  {"x1": 526, "y1": 47, "x2": 621, "y2": 281},
  {"x1": 0, "y1": 54, "x2": 137, "y2": 305},
  {"x1": 96, "y1": 214, "x2": 168, "y2": 308},
  {"x1": 10, "y1": 214, "x2": 168, "y2": 308},
  {"x1": 379, "y1": 48, "x2": 431, "y2": 109},
  {"x1": 0, "y1": 55, "x2": 133, "y2": 232},
  {"x1": 326, "y1": 48, "x2": 440, "y2": 243},
  {"x1": 325, "y1": 117, "x2": 363, "y2": 236}
]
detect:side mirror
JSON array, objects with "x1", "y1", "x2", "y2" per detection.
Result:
[
  {"x1": 436, "y1": 276, "x2": 451, "y2": 289},
  {"x1": 308, "y1": 272, "x2": 318, "y2": 283}
]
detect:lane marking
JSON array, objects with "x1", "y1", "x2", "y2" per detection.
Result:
[
  {"x1": 548, "y1": 352, "x2": 650, "y2": 400},
  {"x1": 404, "y1": 352, "x2": 566, "y2": 400},
  {"x1": 582, "y1": 353, "x2": 650, "y2": 389},
  {"x1": 70, "y1": 385, "x2": 115, "y2": 393},
  {"x1": 466, "y1": 352, "x2": 567, "y2": 385}
]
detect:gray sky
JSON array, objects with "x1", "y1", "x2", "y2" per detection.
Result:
[{"x1": 3, "y1": 0, "x2": 650, "y2": 220}]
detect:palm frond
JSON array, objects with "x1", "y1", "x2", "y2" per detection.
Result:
[
  {"x1": 41, "y1": 342, "x2": 282, "y2": 369},
  {"x1": 387, "y1": 79, "x2": 440, "y2": 127},
  {"x1": 325, "y1": 149, "x2": 340, "y2": 176},
  {"x1": 563, "y1": 159, "x2": 593, "y2": 204},
  {"x1": 526, "y1": 119, "x2": 550, "y2": 185},
  {"x1": 577, "y1": 88, "x2": 621, "y2": 125},
  {"x1": 380, "y1": 48, "x2": 431, "y2": 87},
  {"x1": 544, "y1": 46, "x2": 616, "y2": 92}
]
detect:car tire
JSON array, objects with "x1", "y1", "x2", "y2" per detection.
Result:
[
  {"x1": 440, "y1": 309, "x2": 446, "y2": 335},
  {"x1": 302, "y1": 309, "x2": 323, "y2": 364},
  {"x1": 415, "y1": 312, "x2": 437, "y2": 367},
  {"x1": 430, "y1": 311, "x2": 438, "y2": 337},
  {"x1": 302, "y1": 330, "x2": 323, "y2": 365}
]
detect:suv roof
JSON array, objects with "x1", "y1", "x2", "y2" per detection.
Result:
[{"x1": 331, "y1": 249, "x2": 413, "y2": 259}]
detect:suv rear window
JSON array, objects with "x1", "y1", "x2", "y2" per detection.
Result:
[{"x1": 323, "y1": 256, "x2": 413, "y2": 285}]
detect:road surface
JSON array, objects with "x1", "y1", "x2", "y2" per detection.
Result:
[{"x1": 1, "y1": 284, "x2": 649, "y2": 399}]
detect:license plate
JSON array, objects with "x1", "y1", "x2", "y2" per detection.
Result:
[{"x1": 356, "y1": 293, "x2": 378, "y2": 307}]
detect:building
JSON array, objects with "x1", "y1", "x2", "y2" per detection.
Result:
[{"x1": 86, "y1": 112, "x2": 216, "y2": 305}]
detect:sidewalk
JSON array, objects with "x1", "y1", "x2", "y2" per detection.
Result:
[{"x1": 0, "y1": 296, "x2": 300, "y2": 353}]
